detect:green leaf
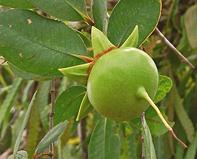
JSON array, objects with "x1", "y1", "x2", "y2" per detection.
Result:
[
  {"x1": 154, "y1": 75, "x2": 173, "y2": 103},
  {"x1": 141, "y1": 114, "x2": 157, "y2": 159},
  {"x1": 25, "y1": 81, "x2": 50, "y2": 158},
  {"x1": 76, "y1": 93, "x2": 93, "y2": 121},
  {"x1": 8, "y1": 150, "x2": 28, "y2": 159},
  {"x1": 28, "y1": 0, "x2": 87, "y2": 21},
  {"x1": 0, "y1": 78, "x2": 22, "y2": 126},
  {"x1": 91, "y1": 26, "x2": 115, "y2": 56},
  {"x1": 35, "y1": 121, "x2": 67, "y2": 154},
  {"x1": 54, "y1": 86, "x2": 86, "y2": 124},
  {"x1": 92, "y1": 0, "x2": 108, "y2": 32},
  {"x1": 13, "y1": 92, "x2": 37, "y2": 157},
  {"x1": 107, "y1": 0, "x2": 161, "y2": 46},
  {"x1": 0, "y1": 0, "x2": 33, "y2": 9},
  {"x1": 184, "y1": 5, "x2": 197, "y2": 49},
  {"x1": 174, "y1": 88, "x2": 195, "y2": 143},
  {"x1": 88, "y1": 118, "x2": 120, "y2": 159},
  {"x1": 0, "y1": 9, "x2": 87, "y2": 79},
  {"x1": 184, "y1": 131, "x2": 197, "y2": 159},
  {"x1": 121, "y1": 25, "x2": 139, "y2": 48},
  {"x1": 59, "y1": 63, "x2": 90, "y2": 84},
  {"x1": 145, "y1": 107, "x2": 174, "y2": 136}
]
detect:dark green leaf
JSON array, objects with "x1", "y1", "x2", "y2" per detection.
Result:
[
  {"x1": 107, "y1": 0, "x2": 161, "y2": 46},
  {"x1": 141, "y1": 114, "x2": 157, "y2": 159},
  {"x1": 154, "y1": 75, "x2": 173, "y2": 103},
  {"x1": 184, "y1": 131, "x2": 197, "y2": 159},
  {"x1": 54, "y1": 86, "x2": 86, "y2": 124},
  {"x1": 0, "y1": 0, "x2": 33, "y2": 9},
  {"x1": 88, "y1": 118, "x2": 120, "y2": 159},
  {"x1": 28, "y1": 0, "x2": 87, "y2": 21},
  {"x1": 92, "y1": 0, "x2": 108, "y2": 32},
  {"x1": 0, "y1": 78, "x2": 22, "y2": 126},
  {"x1": 0, "y1": 9, "x2": 87, "y2": 79},
  {"x1": 35, "y1": 121, "x2": 67, "y2": 154}
]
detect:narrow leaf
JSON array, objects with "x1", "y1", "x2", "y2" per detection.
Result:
[
  {"x1": 13, "y1": 92, "x2": 37, "y2": 157},
  {"x1": 0, "y1": 9, "x2": 87, "y2": 79},
  {"x1": 154, "y1": 75, "x2": 173, "y2": 103},
  {"x1": 184, "y1": 131, "x2": 197, "y2": 159},
  {"x1": 76, "y1": 93, "x2": 93, "y2": 121},
  {"x1": 141, "y1": 114, "x2": 157, "y2": 159},
  {"x1": 8, "y1": 150, "x2": 28, "y2": 159},
  {"x1": 92, "y1": 0, "x2": 108, "y2": 32},
  {"x1": 0, "y1": 78, "x2": 22, "y2": 126},
  {"x1": 35, "y1": 121, "x2": 67, "y2": 154},
  {"x1": 91, "y1": 26, "x2": 115, "y2": 56},
  {"x1": 88, "y1": 118, "x2": 120, "y2": 159},
  {"x1": 54, "y1": 86, "x2": 86, "y2": 124},
  {"x1": 107, "y1": 0, "x2": 161, "y2": 46},
  {"x1": 174, "y1": 88, "x2": 195, "y2": 143},
  {"x1": 121, "y1": 25, "x2": 139, "y2": 48}
]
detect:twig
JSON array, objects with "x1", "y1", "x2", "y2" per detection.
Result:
[
  {"x1": 77, "y1": 119, "x2": 88, "y2": 159},
  {"x1": 155, "y1": 28, "x2": 195, "y2": 69},
  {"x1": 49, "y1": 79, "x2": 56, "y2": 159}
]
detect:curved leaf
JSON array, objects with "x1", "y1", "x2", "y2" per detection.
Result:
[
  {"x1": 107, "y1": 0, "x2": 161, "y2": 46},
  {"x1": 54, "y1": 86, "x2": 86, "y2": 124},
  {"x1": 28, "y1": 0, "x2": 87, "y2": 21},
  {"x1": 8, "y1": 150, "x2": 28, "y2": 159},
  {"x1": 0, "y1": 9, "x2": 87, "y2": 79}
]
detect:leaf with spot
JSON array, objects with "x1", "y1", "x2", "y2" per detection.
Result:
[{"x1": 0, "y1": 9, "x2": 87, "y2": 80}]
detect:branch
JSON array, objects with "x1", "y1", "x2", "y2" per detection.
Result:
[
  {"x1": 155, "y1": 28, "x2": 195, "y2": 69},
  {"x1": 49, "y1": 79, "x2": 56, "y2": 159}
]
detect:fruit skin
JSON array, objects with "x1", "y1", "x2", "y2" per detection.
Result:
[{"x1": 87, "y1": 48, "x2": 159, "y2": 121}]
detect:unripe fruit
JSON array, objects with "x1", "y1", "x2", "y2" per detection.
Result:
[{"x1": 87, "y1": 47, "x2": 159, "y2": 121}]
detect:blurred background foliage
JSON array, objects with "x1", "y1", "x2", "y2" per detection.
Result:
[{"x1": 0, "y1": 0, "x2": 197, "y2": 159}]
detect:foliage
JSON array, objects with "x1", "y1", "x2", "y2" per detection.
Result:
[{"x1": 0, "y1": 0, "x2": 196, "y2": 159}]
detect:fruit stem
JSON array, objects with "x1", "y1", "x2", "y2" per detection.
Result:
[{"x1": 137, "y1": 87, "x2": 187, "y2": 148}]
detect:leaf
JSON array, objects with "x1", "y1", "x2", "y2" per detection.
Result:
[
  {"x1": 107, "y1": 0, "x2": 161, "y2": 46},
  {"x1": 121, "y1": 25, "x2": 139, "y2": 48},
  {"x1": 184, "y1": 131, "x2": 197, "y2": 159},
  {"x1": 0, "y1": 78, "x2": 22, "y2": 126},
  {"x1": 35, "y1": 121, "x2": 67, "y2": 154},
  {"x1": 0, "y1": 9, "x2": 87, "y2": 79},
  {"x1": 174, "y1": 88, "x2": 195, "y2": 143},
  {"x1": 141, "y1": 114, "x2": 157, "y2": 159},
  {"x1": 91, "y1": 26, "x2": 115, "y2": 56},
  {"x1": 76, "y1": 93, "x2": 93, "y2": 121},
  {"x1": 54, "y1": 86, "x2": 86, "y2": 124},
  {"x1": 8, "y1": 150, "x2": 28, "y2": 159},
  {"x1": 25, "y1": 81, "x2": 50, "y2": 158},
  {"x1": 88, "y1": 118, "x2": 120, "y2": 159},
  {"x1": 184, "y1": 5, "x2": 197, "y2": 49},
  {"x1": 13, "y1": 92, "x2": 37, "y2": 157},
  {"x1": 92, "y1": 0, "x2": 108, "y2": 32},
  {"x1": 0, "y1": 0, "x2": 33, "y2": 9},
  {"x1": 154, "y1": 75, "x2": 173, "y2": 103},
  {"x1": 59, "y1": 63, "x2": 90, "y2": 84},
  {"x1": 145, "y1": 107, "x2": 174, "y2": 136},
  {"x1": 28, "y1": 0, "x2": 87, "y2": 21}
]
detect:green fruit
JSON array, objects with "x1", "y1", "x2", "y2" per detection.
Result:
[{"x1": 87, "y1": 47, "x2": 159, "y2": 121}]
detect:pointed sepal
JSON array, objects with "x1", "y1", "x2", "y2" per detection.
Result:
[
  {"x1": 121, "y1": 25, "x2": 139, "y2": 48},
  {"x1": 76, "y1": 93, "x2": 93, "y2": 121},
  {"x1": 91, "y1": 26, "x2": 115, "y2": 56},
  {"x1": 59, "y1": 63, "x2": 90, "y2": 84}
]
